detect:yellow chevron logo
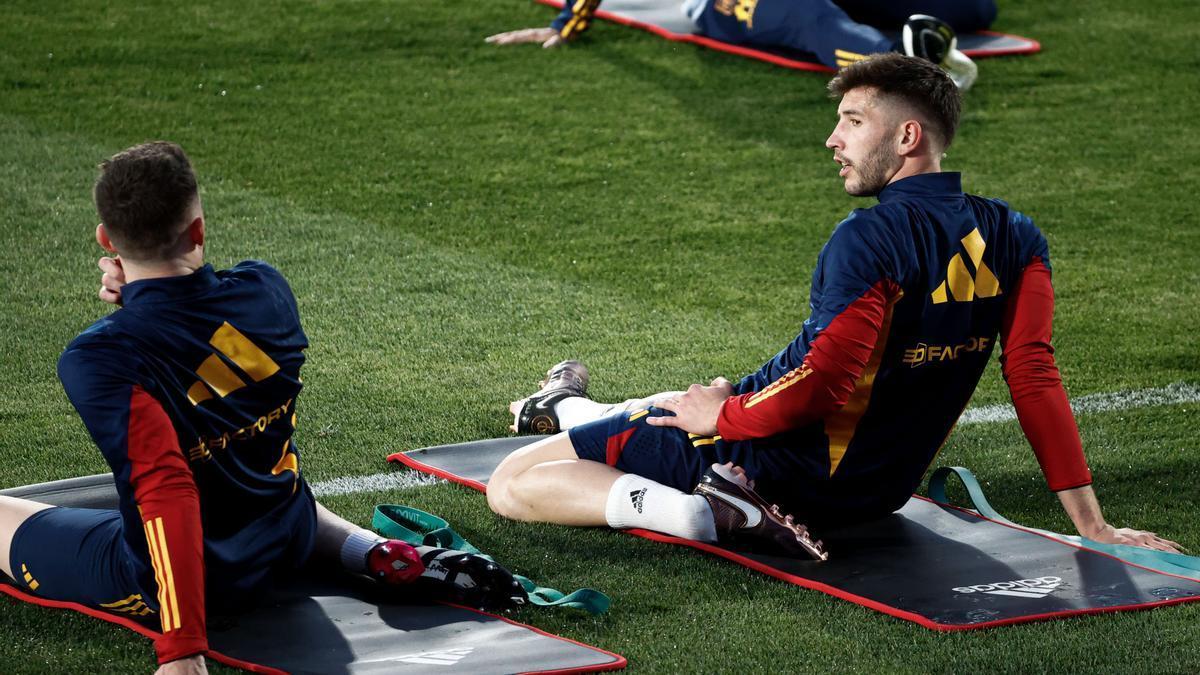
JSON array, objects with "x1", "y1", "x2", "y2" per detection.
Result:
[
  {"x1": 931, "y1": 228, "x2": 1001, "y2": 304},
  {"x1": 187, "y1": 322, "x2": 280, "y2": 405}
]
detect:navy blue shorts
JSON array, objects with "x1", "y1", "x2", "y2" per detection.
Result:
[
  {"x1": 9, "y1": 507, "x2": 155, "y2": 618},
  {"x1": 568, "y1": 407, "x2": 758, "y2": 492}
]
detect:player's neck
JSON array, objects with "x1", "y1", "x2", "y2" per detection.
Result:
[
  {"x1": 121, "y1": 254, "x2": 204, "y2": 284},
  {"x1": 888, "y1": 153, "x2": 943, "y2": 185}
]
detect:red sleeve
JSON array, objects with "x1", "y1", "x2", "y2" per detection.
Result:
[
  {"x1": 717, "y1": 280, "x2": 898, "y2": 440},
  {"x1": 127, "y1": 386, "x2": 208, "y2": 664},
  {"x1": 1000, "y1": 258, "x2": 1092, "y2": 491}
]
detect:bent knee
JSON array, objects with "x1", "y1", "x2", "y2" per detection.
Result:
[{"x1": 486, "y1": 477, "x2": 513, "y2": 517}]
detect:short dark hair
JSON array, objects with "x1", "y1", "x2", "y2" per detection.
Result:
[
  {"x1": 94, "y1": 141, "x2": 199, "y2": 261},
  {"x1": 827, "y1": 53, "x2": 961, "y2": 149}
]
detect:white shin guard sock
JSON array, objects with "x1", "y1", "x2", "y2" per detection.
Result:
[
  {"x1": 554, "y1": 397, "x2": 619, "y2": 429},
  {"x1": 604, "y1": 474, "x2": 717, "y2": 542}
]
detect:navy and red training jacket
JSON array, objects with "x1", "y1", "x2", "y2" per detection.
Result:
[
  {"x1": 718, "y1": 172, "x2": 1090, "y2": 522},
  {"x1": 57, "y1": 261, "x2": 316, "y2": 663}
]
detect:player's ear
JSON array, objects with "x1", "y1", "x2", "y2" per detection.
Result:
[
  {"x1": 187, "y1": 216, "x2": 205, "y2": 247},
  {"x1": 896, "y1": 119, "x2": 923, "y2": 156},
  {"x1": 96, "y1": 223, "x2": 117, "y2": 253}
]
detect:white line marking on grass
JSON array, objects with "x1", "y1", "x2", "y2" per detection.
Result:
[
  {"x1": 310, "y1": 471, "x2": 442, "y2": 497},
  {"x1": 958, "y1": 381, "x2": 1199, "y2": 426},
  {"x1": 312, "y1": 382, "x2": 1198, "y2": 497}
]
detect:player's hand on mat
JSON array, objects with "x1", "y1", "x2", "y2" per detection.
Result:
[
  {"x1": 416, "y1": 547, "x2": 529, "y2": 610},
  {"x1": 485, "y1": 27, "x2": 564, "y2": 49},
  {"x1": 98, "y1": 255, "x2": 125, "y2": 305},
  {"x1": 646, "y1": 377, "x2": 734, "y2": 437},
  {"x1": 155, "y1": 654, "x2": 207, "y2": 675},
  {"x1": 1087, "y1": 525, "x2": 1184, "y2": 553}
]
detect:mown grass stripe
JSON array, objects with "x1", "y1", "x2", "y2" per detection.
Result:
[{"x1": 960, "y1": 381, "x2": 1199, "y2": 426}]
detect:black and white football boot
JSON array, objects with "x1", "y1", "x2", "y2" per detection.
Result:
[
  {"x1": 901, "y1": 14, "x2": 978, "y2": 90},
  {"x1": 511, "y1": 360, "x2": 590, "y2": 434},
  {"x1": 414, "y1": 546, "x2": 528, "y2": 610},
  {"x1": 693, "y1": 464, "x2": 828, "y2": 561}
]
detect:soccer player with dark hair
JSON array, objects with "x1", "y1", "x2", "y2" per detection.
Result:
[
  {"x1": 0, "y1": 142, "x2": 525, "y2": 675},
  {"x1": 488, "y1": 53, "x2": 1182, "y2": 559},
  {"x1": 486, "y1": 0, "x2": 988, "y2": 89}
]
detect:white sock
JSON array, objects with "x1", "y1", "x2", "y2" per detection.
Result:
[
  {"x1": 554, "y1": 397, "x2": 619, "y2": 429},
  {"x1": 604, "y1": 474, "x2": 717, "y2": 542},
  {"x1": 340, "y1": 529, "x2": 385, "y2": 573}
]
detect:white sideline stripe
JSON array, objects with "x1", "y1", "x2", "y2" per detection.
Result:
[
  {"x1": 309, "y1": 383, "x2": 1198, "y2": 498},
  {"x1": 958, "y1": 381, "x2": 1199, "y2": 426},
  {"x1": 310, "y1": 470, "x2": 442, "y2": 497}
]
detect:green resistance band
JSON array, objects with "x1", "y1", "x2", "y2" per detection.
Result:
[
  {"x1": 372, "y1": 504, "x2": 610, "y2": 615},
  {"x1": 928, "y1": 466, "x2": 1200, "y2": 581}
]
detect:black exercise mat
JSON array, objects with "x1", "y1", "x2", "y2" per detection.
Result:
[
  {"x1": 534, "y1": 0, "x2": 1040, "y2": 73},
  {"x1": 389, "y1": 437, "x2": 1200, "y2": 630},
  {"x1": 0, "y1": 475, "x2": 626, "y2": 674}
]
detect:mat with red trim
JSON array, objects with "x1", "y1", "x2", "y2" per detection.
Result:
[
  {"x1": 0, "y1": 475, "x2": 626, "y2": 674},
  {"x1": 534, "y1": 0, "x2": 1039, "y2": 73},
  {"x1": 389, "y1": 436, "x2": 1200, "y2": 630}
]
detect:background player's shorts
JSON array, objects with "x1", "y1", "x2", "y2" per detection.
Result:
[
  {"x1": 568, "y1": 407, "x2": 752, "y2": 492},
  {"x1": 9, "y1": 507, "x2": 154, "y2": 617}
]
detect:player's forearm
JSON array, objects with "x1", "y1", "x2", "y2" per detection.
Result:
[
  {"x1": 1000, "y1": 259, "x2": 1092, "y2": 490},
  {"x1": 125, "y1": 387, "x2": 208, "y2": 662},
  {"x1": 136, "y1": 469, "x2": 209, "y2": 663},
  {"x1": 1055, "y1": 484, "x2": 1108, "y2": 538},
  {"x1": 718, "y1": 281, "x2": 894, "y2": 440}
]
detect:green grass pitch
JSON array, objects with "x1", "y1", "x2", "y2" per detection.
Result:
[{"x1": 1, "y1": 0, "x2": 1198, "y2": 671}]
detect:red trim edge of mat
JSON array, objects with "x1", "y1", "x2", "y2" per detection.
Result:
[
  {"x1": 2, "y1": 571, "x2": 626, "y2": 675},
  {"x1": 530, "y1": 0, "x2": 1040, "y2": 73},
  {"x1": 388, "y1": 451, "x2": 1200, "y2": 631},
  {"x1": 0, "y1": 583, "x2": 284, "y2": 674}
]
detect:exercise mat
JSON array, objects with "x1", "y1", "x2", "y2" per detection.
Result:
[{"x1": 389, "y1": 436, "x2": 1200, "y2": 630}]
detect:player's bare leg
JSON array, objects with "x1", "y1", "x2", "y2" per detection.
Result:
[
  {"x1": 0, "y1": 496, "x2": 53, "y2": 579},
  {"x1": 488, "y1": 433, "x2": 620, "y2": 524},
  {"x1": 489, "y1": 433, "x2": 719, "y2": 541}
]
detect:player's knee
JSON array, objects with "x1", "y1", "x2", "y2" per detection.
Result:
[{"x1": 486, "y1": 474, "x2": 517, "y2": 518}]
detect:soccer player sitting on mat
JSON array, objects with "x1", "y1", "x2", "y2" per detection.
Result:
[
  {"x1": 487, "y1": 0, "x2": 989, "y2": 89},
  {"x1": 487, "y1": 53, "x2": 1183, "y2": 561},
  {"x1": 0, "y1": 142, "x2": 526, "y2": 675}
]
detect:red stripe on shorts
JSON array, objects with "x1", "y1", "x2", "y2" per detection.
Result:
[{"x1": 605, "y1": 427, "x2": 637, "y2": 466}]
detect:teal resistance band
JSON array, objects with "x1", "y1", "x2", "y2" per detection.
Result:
[
  {"x1": 928, "y1": 466, "x2": 1200, "y2": 581},
  {"x1": 373, "y1": 504, "x2": 610, "y2": 615}
]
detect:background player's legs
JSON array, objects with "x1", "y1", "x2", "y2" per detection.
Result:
[
  {"x1": 693, "y1": 0, "x2": 893, "y2": 68},
  {"x1": 833, "y1": 0, "x2": 997, "y2": 33},
  {"x1": 489, "y1": 426, "x2": 718, "y2": 540},
  {"x1": 514, "y1": 391, "x2": 681, "y2": 431},
  {"x1": 0, "y1": 496, "x2": 53, "y2": 579}
]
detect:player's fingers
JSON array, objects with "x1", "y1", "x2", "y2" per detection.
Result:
[
  {"x1": 543, "y1": 34, "x2": 564, "y2": 49},
  {"x1": 645, "y1": 414, "x2": 680, "y2": 428},
  {"x1": 101, "y1": 270, "x2": 123, "y2": 291},
  {"x1": 98, "y1": 285, "x2": 121, "y2": 305},
  {"x1": 489, "y1": 28, "x2": 546, "y2": 44},
  {"x1": 1155, "y1": 535, "x2": 1183, "y2": 550},
  {"x1": 100, "y1": 258, "x2": 126, "y2": 285},
  {"x1": 1150, "y1": 536, "x2": 1182, "y2": 553},
  {"x1": 653, "y1": 398, "x2": 679, "y2": 413}
]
